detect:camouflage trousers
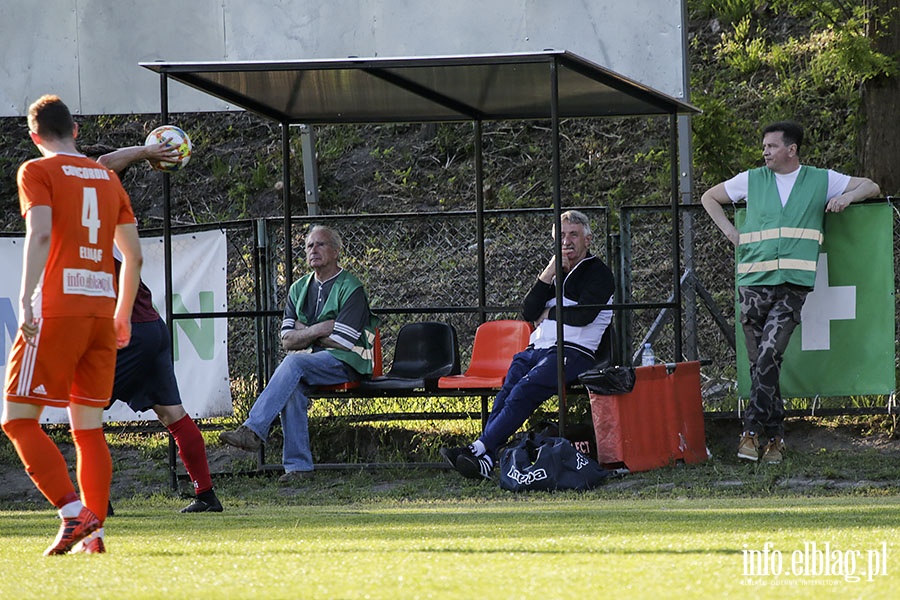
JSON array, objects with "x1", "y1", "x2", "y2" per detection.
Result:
[{"x1": 738, "y1": 284, "x2": 810, "y2": 438}]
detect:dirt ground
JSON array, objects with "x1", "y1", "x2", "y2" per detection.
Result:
[
  {"x1": 1, "y1": 416, "x2": 898, "y2": 507},
  {"x1": 0, "y1": 436, "x2": 255, "y2": 507}
]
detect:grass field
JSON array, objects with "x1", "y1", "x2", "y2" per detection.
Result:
[
  {"x1": 1, "y1": 416, "x2": 898, "y2": 598},
  {"x1": 0, "y1": 491, "x2": 897, "y2": 599}
]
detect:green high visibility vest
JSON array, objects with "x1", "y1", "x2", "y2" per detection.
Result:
[
  {"x1": 737, "y1": 166, "x2": 828, "y2": 287},
  {"x1": 291, "y1": 270, "x2": 379, "y2": 375}
]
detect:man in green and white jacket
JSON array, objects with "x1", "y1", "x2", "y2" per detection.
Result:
[
  {"x1": 220, "y1": 225, "x2": 378, "y2": 483},
  {"x1": 701, "y1": 121, "x2": 879, "y2": 464}
]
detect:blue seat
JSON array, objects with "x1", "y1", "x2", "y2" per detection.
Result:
[{"x1": 360, "y1": 322, "x2": 461, "y2": 391}]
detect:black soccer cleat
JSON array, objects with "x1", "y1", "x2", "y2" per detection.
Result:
[
  {"x1": 180, "y1": 493, "x2": 224, "y2": 513},
  {"x1": 439, "y1": 446, "x2": 467, "y2": 469}
]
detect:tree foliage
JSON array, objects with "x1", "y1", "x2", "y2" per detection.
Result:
[{"x1": 689, "y1": 0, "x2": 897, "y2": 187}]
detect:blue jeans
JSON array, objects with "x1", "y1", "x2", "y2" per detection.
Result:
[
  {"x1": 479, "y1": 346, "x2": 594, "y2": 455},
  {"x1": 244, "y1": 351, "x2": 352, "y2": 472}
]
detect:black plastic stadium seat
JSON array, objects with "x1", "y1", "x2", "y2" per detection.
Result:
[
  {"x1": 360, "y1": 322, "x2": 461, "y2": 391},
  {"x1": 591, "y1": 324, "x2": 617, "y2": 371}
]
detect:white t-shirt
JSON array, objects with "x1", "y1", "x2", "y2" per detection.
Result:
[{"x1": 724, "y1": 167, "x2": 851, "y2": 207}]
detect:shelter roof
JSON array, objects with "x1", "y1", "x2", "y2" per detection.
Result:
[{"x1": 142, "y1": 50, "x2": 698, "y2": 124}]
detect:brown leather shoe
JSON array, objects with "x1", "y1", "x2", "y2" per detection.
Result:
[
  {"x1": 219, "y1": 426, "x2": 262, "y2": 451},
  {"x1": 761, "y1": 436, "x2": 785, "y2": 464},
  {"x1": 737, "y1": 431, "x2": 760, "y2": 462}
]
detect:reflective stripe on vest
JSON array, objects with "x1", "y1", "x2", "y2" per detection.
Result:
[
  {"x1": 737, "y1": 258, "x2": 817, "y2": 275},
  {"x1": 738, "y1": 226, "x2": 824, "y2": 245}
]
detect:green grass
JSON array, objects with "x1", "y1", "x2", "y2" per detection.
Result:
[
  {"x1": 0, "y1": 493, "x2": 897, "y2": 599},
  {"x1": 1, "y1": 416, "x2": 897, "y2": 597}
]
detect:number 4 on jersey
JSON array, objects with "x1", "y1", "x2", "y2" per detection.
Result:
[{"x1": 81, "y1": 188, "x2": 100, "y2": 244}]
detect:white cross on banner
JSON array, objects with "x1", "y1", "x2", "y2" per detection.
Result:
[
  {"x1": 800, "y1": 254, "x2": 856, "y2": 351},
  {"x1": 736, "y1": 203, "x2": 896, "y2": 398}
]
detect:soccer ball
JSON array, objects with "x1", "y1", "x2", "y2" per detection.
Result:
[{"x1": 144, "y1": 125, "x2": 192, "y2": 171}]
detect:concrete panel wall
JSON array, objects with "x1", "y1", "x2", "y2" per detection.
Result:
[{"x1": 1, "y1": 0, "x2": 686, "y2": 117}]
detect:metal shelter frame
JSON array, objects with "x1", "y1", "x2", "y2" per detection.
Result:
[{"x1": 142, "y1": 51, "x2": 700, "y2": 439}]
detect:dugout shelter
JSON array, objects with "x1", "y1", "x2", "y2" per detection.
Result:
[{"x1": 142, "y1": 50, "x2": 700, "y2": 440}]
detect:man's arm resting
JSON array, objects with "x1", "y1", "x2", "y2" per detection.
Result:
[
  {"x1": 523, "y1": 279, "x2": 554, "y2": 322},
  {"x1": 282, "y1": 320, "x2": 335, "y2": 351},
  {"x1": 701, "y1": 183, "x2": 739, "y2": 246},
  {"x1": 826, "y1": 177, "x2": 881, "y2": 213}
]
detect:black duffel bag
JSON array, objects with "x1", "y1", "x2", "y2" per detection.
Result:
[{"x1": 498, "y1": 434, "x2": 610, "y2": 492}]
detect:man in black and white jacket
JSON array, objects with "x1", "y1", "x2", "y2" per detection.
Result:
[{"x1": 442, "y1": 210, "x2": 615, "y2": 479}]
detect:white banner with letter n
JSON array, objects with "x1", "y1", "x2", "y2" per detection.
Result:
[{"x1": 1, "y1": 230, "x2": 232, "y2": 423}]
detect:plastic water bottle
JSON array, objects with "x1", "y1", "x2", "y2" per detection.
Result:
[{"x1": 641, "y1": 343, "x2": 655, "y2": 366}]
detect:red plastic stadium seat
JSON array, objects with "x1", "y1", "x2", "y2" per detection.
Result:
[
  {"x1": 315, "y1": 328, "x2": 382, "y2": 392},
  {"x1": 437, "y1": 320, "x2": 532, "y2": 390}
]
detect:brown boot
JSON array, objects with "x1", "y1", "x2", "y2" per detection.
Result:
[
  {"x1": 219, "y1": 425, "x2": 262, "y2": 451},
  {"x1": 761, "y1": 436, "x2": 785, "y2": 464},
  {"x1": 737, "y1": 431, "x2": 760, "y2": 462}
]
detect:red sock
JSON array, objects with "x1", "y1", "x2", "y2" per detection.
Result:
[
  {"x1": 1, "y1": 418, "x2": 78, "y2": 508},
  {"x1": 71, "y1": 427, "x2": 112, "y2": 522},
  {"x1": 168, "y1": 414, "x2": 213, "y2": 494}
]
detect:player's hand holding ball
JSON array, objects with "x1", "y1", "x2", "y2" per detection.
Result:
[{"x1": 144, "y1": 125, "x2": 192, "y2": 172}]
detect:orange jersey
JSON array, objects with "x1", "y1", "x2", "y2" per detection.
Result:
[{"x1": 17, "y1": 153, "x2": 135, "y2": 318}]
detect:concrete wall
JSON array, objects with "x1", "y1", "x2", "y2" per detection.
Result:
[{"x1": 0, "y1": 0, "x2": 687, "y2": 117}]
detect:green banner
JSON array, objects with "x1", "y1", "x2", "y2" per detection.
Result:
[{"x1": 736, "y1": 203, "x2": 895, "y2": 398}]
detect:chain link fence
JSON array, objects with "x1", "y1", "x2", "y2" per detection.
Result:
[
  {"x1": 161, "y1": 201, "x2": 896, "y2": 422},
  {"x1": 619, "y1": 201, "x2": 898, "y2": 415},
  {"x1": 263, "y1": 206, "x2": 609, "y2": 382}
]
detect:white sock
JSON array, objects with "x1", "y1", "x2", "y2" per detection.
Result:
[
  {"x1": 59, "y1": 500, "x2": 84, "y2": 519},
  {"x1": 469, "y1": 440, "x2": 487, "y2": 457}
]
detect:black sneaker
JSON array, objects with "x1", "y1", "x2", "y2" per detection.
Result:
[
  {"x1": 439, "y1": 446, "x2": 467, "y2": 468},
  {"x1": 180, "y1": 492, "x2": 224, "y2": 513},
  {"x1": 455, "y1": 448, "x2": 494, "y2": 481}
]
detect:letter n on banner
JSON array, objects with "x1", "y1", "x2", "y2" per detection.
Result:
[{"x1": 736, "y1": 203, "x2": 895, "y2": 398}]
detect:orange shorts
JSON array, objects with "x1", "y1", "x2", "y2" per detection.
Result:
[{"x1": 4, "y1": 316, "x2": 117, "y2": 408}]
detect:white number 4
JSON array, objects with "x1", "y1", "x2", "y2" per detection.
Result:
[{"x1": 82, "y1": 188, "x2": 101, "y2": 244}]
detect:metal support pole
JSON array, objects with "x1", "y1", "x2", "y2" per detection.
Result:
[
  {"x1": 670, "y1": 114, "x2": 683, "y2": 360},
  {"x1": 474, "y1": 120, "x2": 487, "y2": 325},
  {"x1": 157, "y1": 73, "x2": 178, "y2": 491},
  {"x1": 255, "y1": 219, "x2": 272, "y2": 379},
  {"x1": 678, "y1": 1, "x2": 695, "y2": 361},
  {"x1": 281, "y1": 122, "x2": 293, "y2": 293},
  {"x1": 299, "y1": 124, "x2": 320, "y2": 216},
  {"x1": 679, "y1": 114, "x2": 698, "y2": 361},
  {"x1": 549, "y1": 59, "x2": 567, "y2": 436}
]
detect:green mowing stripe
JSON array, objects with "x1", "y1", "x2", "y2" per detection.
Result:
[{"x1": 1, "y1": 496, "x2": 897, "y2": 599}]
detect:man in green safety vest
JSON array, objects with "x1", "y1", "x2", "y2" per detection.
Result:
[
  {"x1": 220, "y1": 225, "x2": 379, "y2": 483},
  {"x1": 701, "y1": 121, "x2": 880, "y2": 464}
]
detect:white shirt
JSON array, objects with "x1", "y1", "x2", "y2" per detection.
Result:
[{"x1": 724, "y1": 167, "x2": 851, "y2": 207}]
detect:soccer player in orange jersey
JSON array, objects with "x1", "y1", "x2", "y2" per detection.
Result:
[{"x1": 1, "y1": 95, "x2": 143, "y2": 555}]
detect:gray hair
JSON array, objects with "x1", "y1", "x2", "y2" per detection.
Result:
[
  {"x1": 306, "y1": 225, "x2": 343, "y2": 251},
  {"x1": 553, "y1": 209, "x2": 592, "y2": 238}
]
